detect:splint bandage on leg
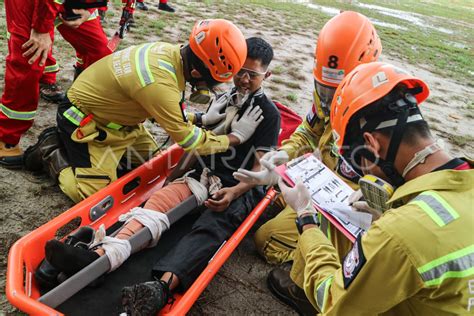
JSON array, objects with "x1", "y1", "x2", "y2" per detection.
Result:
[
  {"x1": 89, "y1": 225, "x2": 132, "y2": 271},
  {"x1": 173, "y1": 169, "x2": 209, "y2": 205},
  {"x1": 119, "y1": 207, "x2": 171, "y2": 247}
]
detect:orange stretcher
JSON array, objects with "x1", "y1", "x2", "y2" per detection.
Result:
[
  {"x1": 6, "y1": 102, "x2": 301, "y2": 316},
  {"x1": 6, "y1": 144, "x2": 277, "y2": 315}
]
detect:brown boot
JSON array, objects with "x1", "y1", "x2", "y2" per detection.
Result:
[
  {"x1": 267, "y1": 267, "x2": 317, "y2": 316},
  {"x1": 0, "y1": 141, "x2": 23, "y2": 168},
  {"x1": 40, "y1": 83, "x2": 66, "y2": 104}
]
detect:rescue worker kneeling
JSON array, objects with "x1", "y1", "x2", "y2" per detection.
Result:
[
  {"x1": 37, "y1": 38, "x2": 281, "y2": 315},
  {"x1": 277, "y1": 62, "x2": 473, "y2": 315},
  {"x1": 24, "y1": 19, "x2": 261, "y2": 203}
]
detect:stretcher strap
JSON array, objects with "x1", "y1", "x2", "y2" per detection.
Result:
[{"x1": 38, "y1": 195, "x2": 198, "y2": 308}]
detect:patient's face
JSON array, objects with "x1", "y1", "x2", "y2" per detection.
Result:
[{"x1": 233, "y1": 58, "x2": 267, "y2": 95}]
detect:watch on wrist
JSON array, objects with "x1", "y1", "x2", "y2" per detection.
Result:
[
  {"x1": 295, "y1": 213, "x2": 320, "y2": 234},
  {"x1": 195, "y1": 112, "x2": 204, "y2": 127}
]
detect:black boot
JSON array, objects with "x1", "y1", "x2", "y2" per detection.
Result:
[
  {"x1": 34, "y1": 259, "x2": 61, "y2": 293},
  {"x1": 35, "y1": 226, "x2": 97, "y2": 292},
  {"x1": 45, "y1": 239, "x2": 99, "y2": 276},
  {"x1": 40, "y1": 83, "x2": 66, "y2": 104},
  {"x1": 73, "y1": 65, "x2": 84, "y2": 81},
  {"x1": 267, "y1": 268, "x2": 317, "y2": 316},
  {"x1": 24, "y1": 127, "x2": 61, "y2": 172},
  {"x1": 42, "y1": 147, "x2": 70, "y2": 183},
  {"x1": 122, "y1": 279, "x2": 172, "y2": 315},
  {"x1": 158, "y1": 2, "x2": 175, "y2": 12},
  {"x1": 136, "y1": 1, "x2": 149, "y2": 11}
]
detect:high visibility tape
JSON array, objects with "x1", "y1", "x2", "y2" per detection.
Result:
[
  {"x1": 63, "y1": 106, "x2": 85, "y2": 126},
  {"x1": 409, "y1": 191, "x2": 459, "y2": 227},
  {"x1": 418, "y1": 245, "x2": 474, "y2": 286},
  {"x1": 44, "y1": 64, "x2": 60, "y2": 73},
  {"x1": 158, "y1": 60, "x2": 177, "y2": 84},
  {"x1": 63, "y1": 106, "x2": 123, "y2": 130},
  {"x1": 178, "y1": 126, "x2": 203, "y2": 151},
  {"x1": 106, "y1": 122, "x2": 123, "y2": 130},
  {"x1": 135, "y1": 43, "x2": 155, "y2": 87},
  {"x1": 0, "y1": 104, "x2": 36, "y2": 121},
  {"x1": 316, "y1": 276, "x2": 333, "y2": 312}
]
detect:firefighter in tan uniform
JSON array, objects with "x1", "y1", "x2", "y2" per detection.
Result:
[
  {"x1": 25, "y1": 19, "x2": 264, "y2": 203},
  {"x1": 278, "y1": 61, "x2": 474, "y2": 315},
  {"x1": 234, "y1": 12, "x2": 382, "y2": 314}
]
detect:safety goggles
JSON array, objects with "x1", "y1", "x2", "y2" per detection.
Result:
[
  {"x1": 235, "y1": 67, "x2": 267, "y2": 80},
  {"x1": 315, "y1": 81, "x2": 336, "y2": 115}
]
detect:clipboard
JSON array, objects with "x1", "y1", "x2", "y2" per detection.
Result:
[{"x1": 275, "y1": 154, "x2": 363, "y2": 243}]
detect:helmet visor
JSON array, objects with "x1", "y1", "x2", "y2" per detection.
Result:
[{"x1": 315, "y1": 81, "x2": 336, "y2": 115}]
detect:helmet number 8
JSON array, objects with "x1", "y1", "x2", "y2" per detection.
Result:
[{"x1": 328, "y1": 55, "x2": 339, "y2": 69}]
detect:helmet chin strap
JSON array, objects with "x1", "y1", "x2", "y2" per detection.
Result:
[
  {"x1": 356, "y1": 93, "x2": 423, "y2": 187},
  {"x1": 357, "y1": 108, "x2": 410, "y2": 187}
]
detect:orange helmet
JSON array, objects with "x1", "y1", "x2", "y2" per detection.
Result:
[
  {"x1": 313, "y1": 11, "x2": 382, "y2": 87},
  {"x1": 330, "y1": 62, "x2": 429, "y2": 186},
  {"x1": 189, "y1": 19, "x2": 247, "y2": 82},
  {"x1": 331, "y1": 62, "x2": 429, "y2": 150}
]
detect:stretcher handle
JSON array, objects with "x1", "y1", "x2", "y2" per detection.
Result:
[{"x1": 38, "y1": 196, "x2": 198, "y2": 308}]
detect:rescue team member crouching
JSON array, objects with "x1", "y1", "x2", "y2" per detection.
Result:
[
  {"x1": 24, "y1": 19, "x2": 263, "y2": 203},
  {"x1": 234, "y1": 11, "x2": 382, "y2": 314},
  {"x1": 39, "y1": 38, "x2": 280, "y2": 315},
  {"x1": 277, "y1": 62, "x2": 474, "y2": 315}
]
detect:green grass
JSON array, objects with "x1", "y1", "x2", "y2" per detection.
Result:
[
  {"x1": 286, "y1": 93, "x2": 298, "y2": 102},
  {"x1": 227, "y1": 0, "x2": 473, "y2": 84},
  {"x1": 270, "y1": 77, "x2": 285, "y2": 85},
  {"x1": 450, "y1": 135, "x2": 473, "y2": 147},
  {"x1": 272, "y1": 65, "x2": 284, "y2": 75},
  {"x1": 287, "y1": 81, "x2": 300, "y2": 89},
  {"x1": 359, "y1": 0, "x2": 473, "y2": 23}
]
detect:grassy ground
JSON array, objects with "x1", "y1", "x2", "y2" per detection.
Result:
[{"x1": 0, "y1": 0, "x2": 473, "y2": 314}]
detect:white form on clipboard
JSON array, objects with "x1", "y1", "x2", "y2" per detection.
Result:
[{"x1": 283, "y1": 155, "x2": 372, "y2": 241}]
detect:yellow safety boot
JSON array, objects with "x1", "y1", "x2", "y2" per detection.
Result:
[{"x1": 0, "y1": 141, "x2": 23, "y2": 168}]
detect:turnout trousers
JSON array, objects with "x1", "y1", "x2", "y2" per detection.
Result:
[
  {"x1": 254, "y1": 204, "x2": 354, "y2": 287},
  {"x1": 56, "y1": 101, "x2": 158, "y2": 202}
]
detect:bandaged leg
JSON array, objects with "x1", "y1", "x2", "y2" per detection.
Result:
[
  {"x1": 119, "y1": 207, "x2": 171, "y2": 247},
  {"x1": 145, "y1": 183, "x2": 192, "y2": 211},
  {"x1": 172, "y1": 170, "x2": 209, "y2": 205}
]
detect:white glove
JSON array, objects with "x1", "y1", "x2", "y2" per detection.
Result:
[
  {"x1": 230, "y1": 105, "x2": 264, "y2": 144},
  {"x1": 233, "y1": 160, "x2": 280, "y2": 186},
  {"x1": 348, "y1": 189, "x2": 382, "y2": 221},
  {"x1": 278, "y1": 178, "x2": 317, "y2": 217},
  {"x1": 260, "y1": 150, "x2": 289, "y2": 168},
  {"x1": 202, "y1": 94, "x2": 228, "y2": 126}
]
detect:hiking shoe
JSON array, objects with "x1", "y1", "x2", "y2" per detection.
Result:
[
  {"x1": 267, "y1": 268, "x2": 317, "y2": 316},
  {"x1": 158, "y1": 2, "x2": 175, "y2": 12},
  {"x1": 45, "y1": 239, "x2": 99, "y2": 276},
  {"x1": 0, "y1": 141, "x2": 23, "y2": 168},
  {"x1": 122, "y1": 280, "x2": 172, "y2": 315},
  {"x1": 40, "y1": 83, "x2": 66, "y2": 103},
  {"x1": 24, "y1": 126, "x2": 61, "y2": 172},
  {"x1": 136, "y1": 1, "x2": 149, "y2": 11}
]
